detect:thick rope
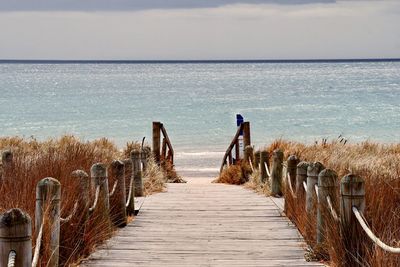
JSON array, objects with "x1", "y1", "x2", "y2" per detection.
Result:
[
  {"x1": 31, "y1": 219, "x2": 44, "y2": 267},
  {"x1": 126, "y1": 176, "x2": 134, "y2": 208},
  {"x1": 264, "y1": 162, "x2": 271, "y2": 177},
  {"x1": 109, "y1": 180, "x2": 118, "y2": 197},
  {"x1": 89, "y1": 185, "x2": 100, "y2": 213},
  {"x1": 8, "y1": 250, "x2": 16, "y2": 267},
  {"x1": 353, "y1": 207, "x2": 400, "y2": 253},
  {"x1": 60, "y1": 201, "x2": 78, "y2": 223},
  {"x1": 286, "y1": 172, "x2": 296, "y2": 198},
  {"x1": 249, "y1": 158, "x2": 255, "y2": 172},
  {"x1": 326, "y1": 195, "x2": 340, "y2": 222}
]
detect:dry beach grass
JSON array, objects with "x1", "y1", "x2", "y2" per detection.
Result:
[
  {"x1": 0, "y1": 136, "x2": 171, "y2": 266},
  {"x1": 216, "y1": 139, "x2": 400, "y2": 266}
]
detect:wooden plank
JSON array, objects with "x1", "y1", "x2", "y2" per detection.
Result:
[{"x1": 81, "y1": 179, "x2": 323, "y2": 267}]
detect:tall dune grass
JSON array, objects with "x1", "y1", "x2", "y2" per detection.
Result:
[
  {"x1": 270, "y1": 139, "x2": 400, "y2": 266},
  {"x1": 215, "y1": 139, "x2": 399, "y2": 266},
  {"x1": 0, "y1": 136, "x2": 168, "y2": 266},
  {"x1": 214, "y1": 160, "x2": 251, "y2": 185}
]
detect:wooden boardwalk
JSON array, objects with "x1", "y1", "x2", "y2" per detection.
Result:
[{"x1": 82, "y1": 178, "x2": 322, "y2": 267}]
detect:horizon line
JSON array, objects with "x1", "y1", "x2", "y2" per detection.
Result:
[{"x1": 1, "y1": 58, "x2": 400, "y2": 64}]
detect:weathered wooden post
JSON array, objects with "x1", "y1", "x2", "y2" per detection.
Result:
[
  {"x1": 131, "y1": 149, "x2": 144, "y2": 197},
  {"x1": 161, "y1": 138, "x2": 167, "y2": 161},
  {"x1": 260, "y1": 151, "x2": 269, "y2": 183},
  {"x1": 1, "y1": 150, "x2": 12, "y2": 167},
  {"x1": 35, "y1": 177, "x2": 61, "y2": 267},
  {"x1": 167, "y1": 149, "x2": 174, "y2": 166},
  {"x1": 305, "y1": 162, "x2": 325, "y2": 242},
  {"x1": 306, "y1": 162, "x2": 325, "y2": 214},
  {"x1": 235, "y1": 140, "x2": 240, "y2": 162},
  {"x1": 296, "y1": 161, "x2": 309, "y2": 199},
  {"x1": 254, "y1": 150, "x2": 261, "y2": 169},
  {"x1": 287, "y1": 155, "x2": 299, "y2": 188},
  {"x1": 1, "y1": 150, "x2": 13, "y2": 181},
  {"x1": 110, "y1": 160, "x2": 127, "y2": 227},
  {"x1": 317, "y1": 169, "x2": 338, "y2": 247},
  {"x1": 152, "y1": 122, "x2": 161, "y2": 165},
  {"x1": 90, "y1": 163, "x2": 110, "y2": 213},
  {"x1": 340, "y1": 174, "x2": 366, "y2": 229},
  {"x1": 244, "y1": 145, "x2": 254, "y2": 164},
  {"x1": 0, "y1": 209, "x2": 32, "y2": 267},
  {"x1": 270, "y1": 149, "x2": 284, "y2": 196},
  {"x1": 284, "y1": 155, "x2": 300, "y2": 213},
  {"x1": 242, "y1": 122, "x2": 251, "y2": 149},
  {"x1": 124, "y1": 159, "x2": 135, "y2": 216},
  {"x1": 340, "y1": 174, "x2": 365, "y2": 263},
  {"x1": 71, "y1": 170, "x2": 90, "y2": 222}
]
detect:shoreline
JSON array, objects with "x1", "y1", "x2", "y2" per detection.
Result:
[{"x1": 1, "y1": 58, "x2": 400, "y2": 64}]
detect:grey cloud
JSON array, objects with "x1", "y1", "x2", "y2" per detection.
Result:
[{"x1": 0, "y1": 0, "x2": 336, "y2": 11}]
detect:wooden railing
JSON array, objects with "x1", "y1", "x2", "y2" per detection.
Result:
[
  {"x1": 219, "y1": 121, "x2": 251, "y2": 174},
  {"x1": 0, "y1": 147, "x2": 150, "y2": 267},
  {"x1": 152, "y1": 121, "x2": 174, "y2": 166},
  {"x1": 250, "y1": 149, "x2": 400, "y2": 261}
]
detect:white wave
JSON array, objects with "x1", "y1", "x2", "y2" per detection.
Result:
[
  {"x1": 176, "y1": 167, "x2": 219, "y2": 172},
  {"x1": 175, "y1": 151, "x2": 224, "y2": 158}
]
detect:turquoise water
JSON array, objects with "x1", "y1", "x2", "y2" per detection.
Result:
[{"x1": 0, "y1": 62, "x2": 399, "y2": 174}]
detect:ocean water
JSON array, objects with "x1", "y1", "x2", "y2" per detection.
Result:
[{"x1": 0, "y1": 61, "x2": 399, "y2": 175}]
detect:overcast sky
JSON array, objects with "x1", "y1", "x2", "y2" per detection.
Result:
[{"x1": 0, "y1": 0, "x2": 399, "y2": 60}]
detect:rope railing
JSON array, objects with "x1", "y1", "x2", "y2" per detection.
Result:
[
  {"x1": 264, "y1": 162, "x2": 271, "y2": 177},
  {"x1": 278, "y1": 155, "x2": 400, "y2": 262},
  {"x1": 60, "y1": 201, "x2": 78, "y2": 223},
  {"x1": 353, "y1": 207, "x2": 400, "y2": 253},
  {"x1": 249, "y1": 158, "x2": 255, "y2": 172},
  {"x1": 8, "y1": 250, "x2": 16, "y2": 267},
  {"x1": 31, "y1": 219, "x2": 44, "y2": 267},
  {"x1": 126, "y1": 176, "x2": 134, "y2": 208},
  {"x1": 1, "y1": 141, "x2": 153, "y2": 266},
  {"x1": 160, "y1": 124, "x2": 174, "y2": 163},
  {"x1": 326, "y1": 195, "x2": 339, "y2": 222},
  {"x1": 109, "y1": 180, "x2": 118, "y2": 197},
  {"x1": 89, "y1": 185, "x2": 100, "y2": 213},
  {"x1": 220, "y1": 123, "x2": 245, "y2": 174},
  {"x1": 286, "y1": 172, "x2": 296, "y2": 198}
]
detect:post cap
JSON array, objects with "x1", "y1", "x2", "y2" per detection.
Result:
[
  {"x1": 111, "y1": 160, "x2": 124, "y2": 168},
  {"x1": 0, "y1": 209, "x2": 32, "y2": 237},
  {"x1": 90, "y1": 163, "x2": 107, "y2": 178},
  {"x1": 296, "y1": 161, "x2": 310, "y2": 175},
  {"x1": 340, "y1": 174, "x2": 365, "y2": 196},
  {"x1": 273, "y1": 149, "x2": 284, "y2": 159},
  {"x1": 287, "y1": 155, "x2": 299, "y2": 169},
  {"x1": 111, "y1": 160, "x2": 125, "y2": 175},
  {"x1": 1, "y1": 149, "x2": 13, "y2": 163},
  {"x1": 71, "y1": 170, "x2": 89, "y2": 179},
  {"x1": 307, "y1": 162, "x2": 325, "y2": 177},
  {"x1": 0, "y1": 208, "x2": 31, "y2": 227},
  {"x1": 36, "y1": 177, "x2": 61, "y2": 200},
  {"x1": 318, "y1": 169, "x2": 338, "y2": 187}
]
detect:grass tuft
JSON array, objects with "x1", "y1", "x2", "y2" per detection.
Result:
[
  {"x1": 0, "y1": 135, "x2": 170, "y2": 266},
  {"x1": 272, "y1": 139, "x2": 400, "y2": 266}
]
